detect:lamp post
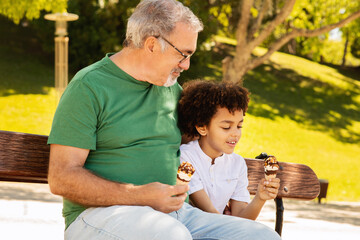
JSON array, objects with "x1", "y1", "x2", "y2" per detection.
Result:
[{"x1": 45, "y1": 12, "x2": 78, "y2": 98}]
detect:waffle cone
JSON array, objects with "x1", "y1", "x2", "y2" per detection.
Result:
[
  {"x1": 265, "y1": 173, "x2": 277, "y2": 180},
  {"x1": 176, "y1": 178, "x2": 189, "y2": 186}
]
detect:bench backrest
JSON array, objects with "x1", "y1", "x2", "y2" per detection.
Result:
[
  {"x1": 0, "y1": 130, "x2": 49, "y2": 183},
  {"x1": 0, "y1": 130, "x2": 320, "y2": 199},
  {"x1": 245, "y1": 158, "x2": 319, "y2": 199}
]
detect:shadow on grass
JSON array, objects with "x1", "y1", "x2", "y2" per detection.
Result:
[
  {"x1": 320, "y1": 62, "x2": 360, "y2": 82},
  {"x1": 0, "y1": 16, "x2": 54, "y2": 96},
  {"x1": 243, "y1": 63, "x2": 360, "y2": 144}
]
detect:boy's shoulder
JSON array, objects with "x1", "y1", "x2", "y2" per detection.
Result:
[
  {"x1": 180, "y1": 140, "x2": 205, "y2": 162},
  {"x1": 223, "y1": 152, "x2": 246, "y2": 167},
  {"x1": 180, "y1": 140, "x2": 198, "y2": 151},
  {"x1": 227, "y1": 152, "x2": 244, "y2": 160}
]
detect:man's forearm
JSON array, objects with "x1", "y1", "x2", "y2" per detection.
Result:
[
  {"x1": 48, "y1": 166, "x2": 189, "y2": 214},
  {"x1": 49, "y1": 166, "x2": 139, "y2": 207}
]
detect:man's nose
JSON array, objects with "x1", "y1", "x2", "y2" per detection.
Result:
[{"x1": 178, "y1": 58, "x2": 190, "y2": 71}]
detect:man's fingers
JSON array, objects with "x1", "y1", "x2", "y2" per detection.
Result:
[
  {"x1": 159, "y1": 193, "x2": 187, "y2": 213},
  {"x1": 171, "y1": 184, "x2": 189, "y2": 196}
]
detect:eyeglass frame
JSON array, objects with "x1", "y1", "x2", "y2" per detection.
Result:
[{"x1": 156, "y1": 36, "x2": 193, "y2": 63}]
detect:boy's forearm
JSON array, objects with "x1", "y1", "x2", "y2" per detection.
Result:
[
  {"x1": 190, "y1": 191, "x2": 220, "y2": 214},
  {"x1": 231, "y1": 196, "x2": 266, "y2": 220}
]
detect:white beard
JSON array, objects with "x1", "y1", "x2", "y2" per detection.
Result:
[
  {"x1": 163, "y1": 75, "x2": 178, "y2": 87},
  {"x1": 163, "y1": 68, "x2": 182, "y2": 87}
]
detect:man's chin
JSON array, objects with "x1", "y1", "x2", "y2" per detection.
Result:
[{"x1": 163, "y1": 77, "x2": 178, "y2": 87}]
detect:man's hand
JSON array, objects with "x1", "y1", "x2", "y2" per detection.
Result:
[
  {"x1": 257, "y1": 178, "x2": 280, "y2": 200},
  {"x1": 137, "y1": 182, "x2": 189, "y2": 213}
]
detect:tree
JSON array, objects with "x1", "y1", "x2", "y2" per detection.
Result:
[
  {"x1": 0, "y1": 0, "x2": 67, "y2": 24},
  {"x1": 351, "y1": 35, "x2": 360, "y2": 59},
  {"x1": 221, "y1": 0, "x2": 360, "y2": 84},
  {"x1": 341, "y1": 18, "x2": 360, "y2": 66}
]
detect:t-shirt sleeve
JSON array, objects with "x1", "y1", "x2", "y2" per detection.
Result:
[
  {"x1": 179, "y1": 146, "x2": 203, "y2": 195},
  {"x1": 230, "y1": 156, "x2": 251, "y2": 203},
  {"x1": 47, "y1": 79, "x2": 99, "y2": 150}
]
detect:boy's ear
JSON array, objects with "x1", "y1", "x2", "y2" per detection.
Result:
[{"x1": 195, "y1": 125, "x2": 207, "y2": 136}]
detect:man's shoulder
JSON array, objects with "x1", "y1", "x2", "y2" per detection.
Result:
[{"x1": 72, "y1": 58, "x2": 108, "y2": 84}]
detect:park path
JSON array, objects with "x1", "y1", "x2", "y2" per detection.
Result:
[{"x1": 0, "y1": 181, "x2": 359, "y2": 240}]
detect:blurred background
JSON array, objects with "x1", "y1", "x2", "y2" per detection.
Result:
[{"x1": 0, "y1": 0, "x2": 359, "y2": 204}]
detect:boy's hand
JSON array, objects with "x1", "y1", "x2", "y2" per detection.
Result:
[
  {"x1": 257, "y1": 178, "x2": 280, "y2": 200},
  {"x1": 223, "y1": 204, "x2": 232, "y2": 215}
]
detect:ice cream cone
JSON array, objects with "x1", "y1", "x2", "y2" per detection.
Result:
[
  {"x1": 176, "y1": 178, "x2": 189, "y2": 186},
  {"x1": 177, "y1": 162, "x2": 195, "y2": 185},
  {"x1": 265, "y1": 173, "x2": 277, "y2": 180}
]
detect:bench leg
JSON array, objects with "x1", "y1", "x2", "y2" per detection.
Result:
[{"x1": 275, "y1": 197, "x2": 284, "y2": 236}]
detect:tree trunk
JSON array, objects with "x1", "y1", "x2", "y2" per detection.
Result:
[
  {"x1": 342, "y1": 31, "x2": 349, "y2": 67},
  {"x1": 223, "y1": 58, "x2": 249, "y2": 85},
  {"x1": 287, "y1": 39, "x2": 296, "y2": 55}
]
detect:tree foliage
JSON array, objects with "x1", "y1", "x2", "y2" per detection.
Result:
[
  {"x1": 0, "y1": 0, "x2": 67, "y2": 24},
  {"x1": 346, "y1": 18, "x2": 360, "y2": 60},
  {"x1": 31, "y1": 0, "x2": 138, "y2": 72},
  {"x1": 351, "y1": 35, "x2": 360, "y2": 59},
  {"x1": 32, "y1": 0, "x2": 221, "y2": 77},
  {"x1": 219, "y1": 0, "x2": 360, "y2": 84},
  {"x1": 284, "y1": 0, "x2": 360, "y2": 63},
  {"x1": 66, "y1": 0, "x2": 137, "y2": 70},
  {"x1": 5, "y1": 0, "x2": 360, "y2": 82}
]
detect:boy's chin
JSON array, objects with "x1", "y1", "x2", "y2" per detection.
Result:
[{"x1": 223, "y1": 149, "x2": 235, "y2": 155}]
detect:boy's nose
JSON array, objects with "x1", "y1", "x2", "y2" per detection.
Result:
[{"x1": 232, "y1": 129, "x2": 242, "y2": 137}]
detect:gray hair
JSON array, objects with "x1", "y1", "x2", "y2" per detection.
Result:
[{"x1": 125, "y1": 0, "x2": 203, "y2": 49}]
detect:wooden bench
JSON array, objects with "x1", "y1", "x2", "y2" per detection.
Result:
[{"x1": 0, "y1": 130, "x2": 320, "y2": 236}]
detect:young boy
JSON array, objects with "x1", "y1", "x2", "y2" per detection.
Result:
[{"x1": 178, "y1": 80, "x2": 280, "y2": 220}]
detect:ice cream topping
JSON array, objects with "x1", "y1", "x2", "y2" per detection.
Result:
[
  {"x1": 264, "y1": 155, "x2": 279, "y2": 175},
  {"x1": 177, "y1": 162, "x2": 195, "y2": 182},
  {"x1": 177, "y1": 171, "x2": 192, "y2": 182}
]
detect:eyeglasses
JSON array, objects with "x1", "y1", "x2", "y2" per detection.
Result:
[{"x1": 157, "y1": 36, "x2": 192, "y2": 63}]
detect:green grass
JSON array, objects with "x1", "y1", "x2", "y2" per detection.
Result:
[
  {"x1": 1, "y1": 18, "x2": 359, "y2": 201},
  {"x1": 0, "y1": 17, "x2": 57, "y2": 135},
  {"x1": 0, "y1": 91, "x2": 57, "y2": 135},
  {"x1": 237, "y1": 48, "x2": 360, "y2": 202}
]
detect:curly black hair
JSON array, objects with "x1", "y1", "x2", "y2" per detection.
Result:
[{"x1": 178, "y1": 80, "x2": 250, "y2": 138}]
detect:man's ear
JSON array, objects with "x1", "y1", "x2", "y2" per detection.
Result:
[
  {"x1": 195, "y1": 125, "x2": 207, "y2": 136},
  {"x1": 144, "y1": 36, "x2": 157, "y2": 53}
]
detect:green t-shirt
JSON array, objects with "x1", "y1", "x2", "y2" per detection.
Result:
[{"x1": 48, "y1": 53, "x2": 182, "y2": 229}]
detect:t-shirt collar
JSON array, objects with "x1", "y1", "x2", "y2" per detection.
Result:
[
  {"x1": 194, "y1": 139, "x2": 225, "y2": 165},
  {"x1": 105, "y1": 53, "x2": 151, "y2": 88}
]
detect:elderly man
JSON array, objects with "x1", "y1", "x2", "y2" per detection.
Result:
[{"x1": 47, "y1": 0, "x2": 281, "y2": 239}]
